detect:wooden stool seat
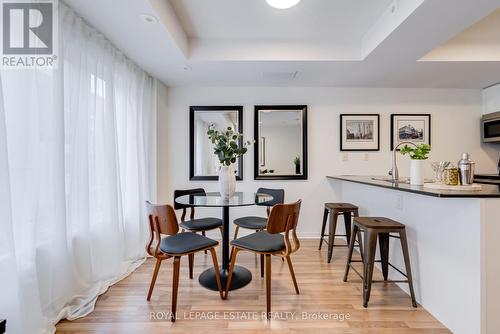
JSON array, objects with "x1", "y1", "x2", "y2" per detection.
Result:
[
  {"x1": 324, "y1": 203, "x2": 358, "y2": 211},
  {"x1": 344, "y1": 216, "x2": 417, "y2": 309},
  {"x1": 319, "y1": 202, "x2": 361, "y2": 263},
  {"x1": 353, "y1": 217, "x2": 405, "y2": 229}
]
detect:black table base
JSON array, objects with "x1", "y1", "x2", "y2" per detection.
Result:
[{"x1": 199, "y1": 265, "x2": 252, "y2": 291}]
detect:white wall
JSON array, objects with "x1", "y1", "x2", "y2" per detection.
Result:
[{"x1": 158, "y1": 87, "x2": 499, "y2": 238}]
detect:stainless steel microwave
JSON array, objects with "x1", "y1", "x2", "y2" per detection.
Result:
[{"x1": 482, "y1": 111, "x2": 500, "y2": 143}]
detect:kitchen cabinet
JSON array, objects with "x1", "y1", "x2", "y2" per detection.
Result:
[{"x1": 482, "y1": 83, "x2": 500, "y2": 115}]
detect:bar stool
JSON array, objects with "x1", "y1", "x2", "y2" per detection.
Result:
[
  {"x1": 344, "y1": 217, "x2": 417, "y2": 308},
  {"x1": 318, "y1": 203, "x2": 359, "y2": 263}
]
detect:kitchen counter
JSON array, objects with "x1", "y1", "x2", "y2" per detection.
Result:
[
  {"x1": 328, "y1": 175, "x2": 500, "y2": 334},
  {"x1": 327, "y1": 175, "x2": 500, "y2": 198}
]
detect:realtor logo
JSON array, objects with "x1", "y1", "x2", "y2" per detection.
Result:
[{"x1": 1, "y1": 0, "x2": 58, "y2": 68}]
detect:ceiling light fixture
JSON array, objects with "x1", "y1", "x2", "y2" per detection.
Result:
[
  {"x1": 266, "y1": 0, "x2": 301, "y2": 9},
  {"x1": 139, "y1": 13, "x2": 158, "y2": 23}
]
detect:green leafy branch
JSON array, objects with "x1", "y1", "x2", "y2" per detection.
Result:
[
  {"x1": 400, "y1": 143, "x2": 431, "y2": 160},
  {"x1": 207, "y1": 125, "x2": 253, "y2": 166}
]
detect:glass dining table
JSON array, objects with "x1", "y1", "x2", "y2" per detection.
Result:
[{"x1": 175, "y1": 191, "x2": 273, "y2": 291}]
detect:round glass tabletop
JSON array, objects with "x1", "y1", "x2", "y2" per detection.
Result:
[{"x1": 174, "y1": 192, "x2": 273, "y2": 207}]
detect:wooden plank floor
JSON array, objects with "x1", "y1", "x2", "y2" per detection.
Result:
[{"x1": 56, "y1": 240, "x2": 450, "y2": 333}]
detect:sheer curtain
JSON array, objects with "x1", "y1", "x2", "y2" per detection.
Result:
[{"x1": 0, "y1": 3, "x2": 156, "y2": 333}]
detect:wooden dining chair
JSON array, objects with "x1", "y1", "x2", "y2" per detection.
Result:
[
  {"x1": 145, "y1": 201, "x2": 223, "y2": 322},
  {"x1": 233, "y1": 188, "x2": 285, "y2": 239},
  {"x1": 232, "y1": 188, "x2": 285, "y2": 278},
  {"x1": 225, "y1": 200, "x2": 302, "y2": 316},
  {"x1": 174, "y1": 188, "x2": 223, "y2": 257}
]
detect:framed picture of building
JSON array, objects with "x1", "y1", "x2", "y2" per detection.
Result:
[
  {"x1": 340, "y1": 114, "x2": 380, "y2": 151},
  {"x1": 391, "y1": 114, "x2": 431, "y2": 150}
]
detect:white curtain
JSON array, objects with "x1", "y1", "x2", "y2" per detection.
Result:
[{"x1": 0, "y1": 3, "x2": 156, "y2": 334}]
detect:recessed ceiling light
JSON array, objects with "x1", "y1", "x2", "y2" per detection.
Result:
[
  {"x1": 266, "y1": 0, "x2": 301, "y2": 9},
  {"x1": 139, "y1": 13, "x2": 158, "y2": 23}
]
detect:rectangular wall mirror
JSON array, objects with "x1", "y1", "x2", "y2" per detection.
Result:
[
  {"x1": 190, "y1": 106, "x2": 243, "y2": 181},
  {"x1": 254, "y1": 105, "x2": 308, "y2": 180}
]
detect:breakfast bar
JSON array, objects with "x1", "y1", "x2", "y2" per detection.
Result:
[{"x1": 328, "y1": 175, "x2": 500, "y2": 334}]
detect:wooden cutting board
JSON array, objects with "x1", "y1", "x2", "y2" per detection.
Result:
[{"x1": 423, "y1": 183, "x2": 482, "y2": 191}]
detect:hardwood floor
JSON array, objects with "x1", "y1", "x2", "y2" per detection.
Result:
[{"x1": 56, "y1": 240, "x2": 450, "y2": 333}]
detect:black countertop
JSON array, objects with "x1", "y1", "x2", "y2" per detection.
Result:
[{"x1": 328, "y1": 175, "x2": 500, "y2": 198}]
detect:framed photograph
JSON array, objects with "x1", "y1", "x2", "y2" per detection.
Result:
[
  {"x1": 340, "y1": 114, "x2": 380, "y2": 151},
  {"x1": 391, "y1": 114, "x2": 431, "y2": 150}
]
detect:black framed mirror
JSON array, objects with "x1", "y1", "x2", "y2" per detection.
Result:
[
  {"x1": 190, "y1": 106, "x2": 244, "y2": 181},
  {"x1": 254, "y1": 105, "x2": 308, "y2": 180}
]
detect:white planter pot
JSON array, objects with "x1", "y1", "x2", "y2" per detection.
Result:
[
  {"x1": 410, "y1": 159, "x2": 425, "y2": 186},
  {"x1": 219, "y1": 165, "x2": 236, "y2": 199}
]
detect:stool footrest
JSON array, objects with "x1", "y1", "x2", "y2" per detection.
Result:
[
  {"x1": 320, "y1": 237, "x2": 361, "y2": 247},
  {"x1": 346, "y1": 261, "x2": 409, "y2": 280},
  {"x1": 348, "y1": 263, "x2": 364, "y2": 280},
  {"x1": 372, "y1": 280, "x2": 409, "y2": 283}
]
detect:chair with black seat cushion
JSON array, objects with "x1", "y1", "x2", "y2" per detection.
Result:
[
  {"x1": 145, "y1": 201, "x2": 223, "y2": 322},
  {"x1": 233, "y1": 188, "x2": 285, "y2": 277},
  {"x1": 225, "y1": 200, "x2": 302, "y2": 316},
  {"x1": 233, "y1": 188, "x2": 285, "y2": 239},
  {"x1": 174, "y1": 188, "x2": 223, "y2": 258}
]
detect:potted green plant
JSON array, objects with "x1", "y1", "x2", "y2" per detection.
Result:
[
  {"x1": 207, "y1": 125, "x2": 252, "y2": 199},
  {"x1": 293, "y1": 156, "x2": 301, "y2": 174},
  {"x1": 400, "y1": 143, "x2": 431, "y2": 185}
]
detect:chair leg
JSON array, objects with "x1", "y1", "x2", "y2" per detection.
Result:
[
  {"x1": 209, "y1": 248, "x2": 224, "y2": 299},
  {"x1": 352, "y1": 210, "x2": 363, "y2": 263},
  {"x1": 171, "y1": 256, "x2": 181, "y2": 322},
  {"x1": 343, "y1": 224, "x2": 358, "y2": 282},
  {"x1": 188, "y1": 253, "x2": 194, "y2": 279},
  {"x1": 378, "y1": 233, "x2": 390, "y2": 281},
  {"x1": 202, "y1": 231, "x2": 207, "y2": 254},
  {"x1": 147, "y1": 258, "x2": 162, "y2": 301},
  {"x1": 357, "y1": 229, "x2": 364, "y2": 263},
  {"x1": 260, "y1": 254, "x2": 264, "y2": 278},
  {"x1": 224, "y1": 247, "x2": 239, "y2": 299},
  {"x1": 399, "y1": 229, "x2": 418, "y2": 308},
  {"x1": 343, "y1": 212, "x2": 352, "y2": 246},
  {"x1": 363, "y1": 229, "x2": 378, "y2": 308},
  {"x1": 265, "y1": 254, "x2": 272, "y2": 317},
  {"x1": 319, "y1": 208, "x2": 328, "y2": 250},
  {"x1": 286, "y1": 256, "x2": 299, "y2": 294},
  {"x1": 233, "y1": 226, "x2": 239, "y2": 240},
  {"x1": 327, "y1": 211, "x2": 339, "y2": 263}
]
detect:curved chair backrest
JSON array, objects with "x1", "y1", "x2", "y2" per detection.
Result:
[
  {"x1": 145, "y1": 201, "x2": 179, "y2": 257},
  {"x1": 266, "y1": 200, "x2": 302, "y2": 255},
  {"x1": 173, "y1": 188, "x2": 206, "y2": 221},
  {"x1": 256, "y1": 188, "x2": 285, "y2": 207}
]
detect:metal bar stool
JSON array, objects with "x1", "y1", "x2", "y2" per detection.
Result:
[
  {"x1": 344, "y1": 216, "x2": 417, "y2": 308},
  {"x1": 318, "y1": 203, "x2": 360, "y2": 263}
]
